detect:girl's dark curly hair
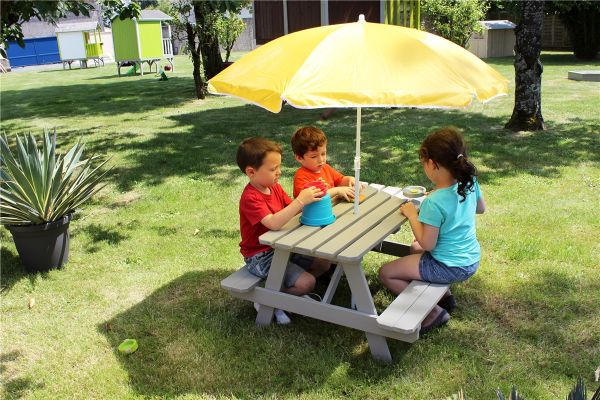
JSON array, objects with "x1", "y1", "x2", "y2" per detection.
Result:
[{"x1": 418, "y1": 127, "x2": 478, "y2": 202}]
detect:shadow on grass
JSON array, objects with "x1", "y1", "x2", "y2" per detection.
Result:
[
  {"x1": 0, "y1": 76, "x2": 197, "y2": 123},
  {"x1": 461, "y1": 269, "x2": 600, "y2": 386},
  {"x1": 0, "y1": 236, "x2": 52, "y2": 294},
  {"x1": 485, "y1": 53, "x2": 599, "y2": 67},
  {"x1": 60, "y1": 104, "x2": 599, "y2": 192},
  {"x1": 99, "y1": 265, "x2": 599, "y2": 398},
  {"x1": 99, "y1": 270, "x2": 401, "y2": 398},
  {"x1": 0, "y1": 218, "x2": 130, "y2": 290},
  {"x1": 0, "y1": 350, "x2": 45, "y2": 400},
  {"x1": 72, "y1": 223, "x2": 130, "y2": 254}
]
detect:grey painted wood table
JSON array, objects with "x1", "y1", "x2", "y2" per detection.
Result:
[{"x1": 228, "y1": 184, "x2": 429, "y2": 363}]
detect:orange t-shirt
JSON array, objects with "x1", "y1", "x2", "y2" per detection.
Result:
[{"x1": 293, "y1": 164, "x2": 344, "y2": 198}]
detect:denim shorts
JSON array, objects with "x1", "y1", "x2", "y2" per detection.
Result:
[
  {"x1": 419, "y1": 251, "x2": 479, "y2": 284},
  {"x1": 244, "y1": 250, "x2": 314, "y2": 288}
]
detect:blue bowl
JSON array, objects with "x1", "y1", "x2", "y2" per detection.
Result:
[{"x1": 300, "y1": 193, "x2": 336, "y2": 227}]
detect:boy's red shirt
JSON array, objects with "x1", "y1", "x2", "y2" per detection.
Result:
[
  {"x1": 239, "y1": 183, "x2": 292, "y2": 258},
  {"x1": 293, "y1": 164, "x2": 344, "y2": 198}
]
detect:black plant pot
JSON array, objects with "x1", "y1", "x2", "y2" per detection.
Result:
[{"x1": 6, "y1": 214, "x2": 73, "y2": 273}]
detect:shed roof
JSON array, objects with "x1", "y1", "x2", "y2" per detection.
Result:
[
  {"x1": 480, "y1": 20, "x2": 516, "y2": 30},
  {"x1": 139, "y1": 10, "x2": 172, "y2": 21},
  {"x1": 110, "y1": 9, "x2": 172, "y2": 22},
  {"x1": 56, "y1": 21, "x2": 100, "y2": 33}
]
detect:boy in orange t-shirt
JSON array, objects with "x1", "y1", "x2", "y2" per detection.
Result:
[{"x1": 291, "y1": 126, "x2": 356, "y2": 200}]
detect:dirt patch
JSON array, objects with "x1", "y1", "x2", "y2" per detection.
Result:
[{"x1": 111, "y1": 191, "x2": 141, "y2": 208}]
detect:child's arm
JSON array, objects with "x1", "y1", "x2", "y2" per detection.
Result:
[
  {"x1": 261, "y1": 187, "x2": 323, "y2": 230},
  {"x1": 339, "y1": 176, "x2": 353, "y2": 186},
  {"x1": 476, "y1": 195, "x2": 486, "y2": 214},
  {"x1": 328, "y1": 186, "x2": 355, "y2": 201},
  {"x1": 399, "y1": 202, "x2": 439, "y2": 251}
]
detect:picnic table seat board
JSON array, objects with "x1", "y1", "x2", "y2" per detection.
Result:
[
  {"x1": 221, "y1": 183, "x2": 449, "y2": 363},
  {"x1": 376, "y1": 280, "x2": 449, "y2": 333},
  {"x1": 221, "y1": 267, "x2": 263, "y2": 293}
]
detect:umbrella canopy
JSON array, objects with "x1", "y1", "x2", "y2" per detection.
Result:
[{"x1": 208, "y1": 16, "x2": 508, "y2": 213}]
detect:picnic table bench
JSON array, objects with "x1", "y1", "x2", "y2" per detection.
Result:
[{"x1": 221, "y1": 184, "x2": 448, "y2": 363}]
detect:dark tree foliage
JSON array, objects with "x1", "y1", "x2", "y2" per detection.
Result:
[
  {"x1": 546, "y1": 1, "x2": 600, "y2": 60},
  {"x1": 1, "y1": 1, "x2": 93, "y2": 47},
  {"x1": 100, "y1": 0, "x2": 141, "y2": 25}
]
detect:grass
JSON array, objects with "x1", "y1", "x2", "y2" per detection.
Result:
[{"x1": 1, "y1": 52, "x2": 599, "y2": 400}]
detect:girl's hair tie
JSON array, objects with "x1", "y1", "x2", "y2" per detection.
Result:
[{"x1": 456, "y1": 153, "x2": 464, "y2": 160}]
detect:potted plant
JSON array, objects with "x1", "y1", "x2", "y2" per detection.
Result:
[{"x1": 0, "y1": 131, "x2": 110, "y2": 273}]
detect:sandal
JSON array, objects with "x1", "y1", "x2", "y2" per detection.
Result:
[
  {"x1": 420, "y1": 309, "x2": 450, "y2": 335},
  {"x1": 438, "y1": 294, "x2": 456, "y2": 314}
]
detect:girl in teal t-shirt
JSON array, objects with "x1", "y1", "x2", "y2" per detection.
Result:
[{"x1": 379, "y1": 127, "x2": 486, "y2": 334}]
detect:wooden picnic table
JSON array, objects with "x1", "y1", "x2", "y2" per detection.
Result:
[{"x1": 222, "y1": 184, "x2": 448, "y2": 363}]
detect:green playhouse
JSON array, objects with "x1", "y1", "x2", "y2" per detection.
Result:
[{"x1": 111, "y1": 10, "x2": 174, "y2": 77}]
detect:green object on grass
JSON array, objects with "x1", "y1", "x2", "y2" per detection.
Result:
[
  {"x1": 125, "y1": 65, "x2": 137, "y2": 76},
  {"x1": 118, "y1": 339, "x2": 138, "y2": 354},
  {"x1": 158, "y1": 70, "x2": 168, "y2": 81}
]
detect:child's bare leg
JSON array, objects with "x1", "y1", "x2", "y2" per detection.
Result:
[
  {"x1": 379, "y1": 254, "x2": 422, "y2": 294},
  {"x1": 379, "y1": 254, "x2": 445, "y2": 327},
  {"x1": 284, "y1": 271, "x2": 315, "y2": 296},
  {"x1": 308, "y1": 257, "x2": 330, "y2": 278}
]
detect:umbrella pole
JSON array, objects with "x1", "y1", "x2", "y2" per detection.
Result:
[{"x1": 354, "y1": 107, "x2": 362, "y2": 215}]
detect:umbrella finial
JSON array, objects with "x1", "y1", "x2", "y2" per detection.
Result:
[{"x1": 358, "y1": 14, "x2": 366, "y2": 23}]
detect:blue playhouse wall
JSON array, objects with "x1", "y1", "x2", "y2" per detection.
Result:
[{"x1": 5, "y1": 37, "x2": 60, "y2": 67}]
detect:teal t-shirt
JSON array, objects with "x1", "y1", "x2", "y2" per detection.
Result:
[{"x1": 418, "y1": 180, "x2": 482, "y2": 267}]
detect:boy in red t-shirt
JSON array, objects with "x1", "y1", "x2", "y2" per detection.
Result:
[
  {"x1": 291, "y1": 126, "x2": 356, "y2": 200},
  {"x1": 237, "y1": 137, "x2": 331, "y2": 324}
]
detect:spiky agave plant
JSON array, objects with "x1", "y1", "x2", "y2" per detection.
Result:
[
  {"x1": 0, "y1": 131, "x2": 110, "y2": 225},
  {"x1": 494, "y1": 378, "x2": 600, "y2": 400}
]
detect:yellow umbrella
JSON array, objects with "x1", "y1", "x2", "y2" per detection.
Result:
[{"x1": 208, "y1": 15, "x2": 508, "y2": 214}]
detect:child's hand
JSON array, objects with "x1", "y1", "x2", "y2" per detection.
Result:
[
  {"x1": 334, "y1": 186, "x2": 355, "y2": 201},
  {"x1": 399, "y1": 201, "x2": 418, "y2": 219},
  {"x1": 317, "y1": 177, "x2": 330, "y2": 189},
  {"x1": 347, "y1": 177, "x2": 365, "y2": 192},
  {"x1": 298, "y1": 186, "x2": 323, "y2": 205}
]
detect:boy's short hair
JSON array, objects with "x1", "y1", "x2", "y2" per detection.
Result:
[
  {"x1": 236, "y1": 137, "x2": 282, "y2": 173},
  {"x1": 291, "y1": 126, "x2": 327, "y2": 157}
]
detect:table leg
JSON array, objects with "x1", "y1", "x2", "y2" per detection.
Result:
[
  {"x1": 322, "y1": 264, "x2": 343, "y2": 304},
  {"x1": 255, "y1": 248, "x2": 290, "y2": 326},
  {"x1": 342, "y1": 261, "x2": 392, "y2": 363}
]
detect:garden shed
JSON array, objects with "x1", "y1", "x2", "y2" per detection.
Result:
[
  {"x1": 55, "y1": 21, "x2": 104, "y2": 69},
  {"x1": 468, "y1": 20, "x2": 516, "y2": 58},
  {"x1": 111, "y1": 9, "x2": 174, "y2": 76}
]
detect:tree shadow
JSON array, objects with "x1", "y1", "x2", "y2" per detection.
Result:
[
  {"x1": 64, "y1": 104, "x2": 599, "y2": 193},
  {"x1": 98, "y1": 264, "x2": 598, "y2": 398},
  {"x1": 99, "y1": 270, "x2": 399, "y2": 398},
  {"x1": 72, "y1": 223, "x2": 130, "y2": 254},
  {"x1": 0, "y1": 350, "x2": 45, "y2": 400},
  {"x1": 460, "y1": 268, "x2": 600, "y2": 385},
  {"x1": 485, "y1": 53, "x2": 600, "y2": 67},
  {"x1": 0, "y1": 76, "x2": 197, "y2": 122}
]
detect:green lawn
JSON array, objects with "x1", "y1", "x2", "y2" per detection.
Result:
[{"x1": 1, "y1": 52, "x2": 599, "y2": 400}]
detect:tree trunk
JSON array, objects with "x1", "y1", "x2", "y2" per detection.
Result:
[
  {"x1": 185, "y1": 22, "x2": 205, "y2": 100},
  {"x1": 201, "y1": 38, "x2": 223, "y2": 80},
  {"x1": 505, "y1": 1, "x2": 545, "y2": 132},
  {"x1": 192, "y1": 1, "x2": 223, "y2": 80}
]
